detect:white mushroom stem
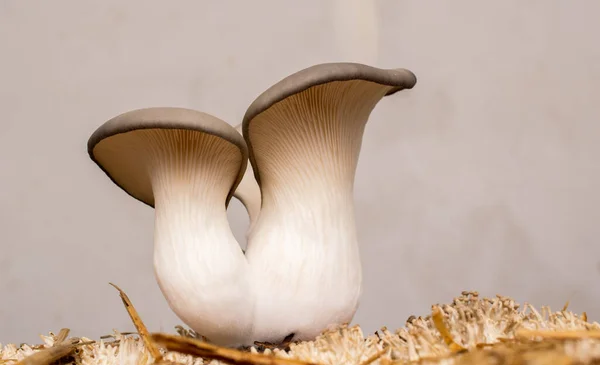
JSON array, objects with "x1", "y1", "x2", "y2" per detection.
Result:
[
  {"x1": 245, "y1": 80, "x2": 392, "y2": 342},
  {"x1": 128, "y1": 130, "x2": 254, "y2": 346},
  {"x1": 232, "y1": 124, "x2": 262, "y2": 229}
]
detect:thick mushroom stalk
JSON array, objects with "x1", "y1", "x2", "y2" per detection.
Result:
[
  {"x1": 88, "y1": 108, "x2": 254, "y2": 346},
  {"x1": 242, "y1": 63, "x2": 417, "y2": 343}
]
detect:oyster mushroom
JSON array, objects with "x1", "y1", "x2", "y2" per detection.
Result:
[
  {"x1": 242, "y1": 63, "x2": 417, "y2": 343},
  {"x1": 87, "y1": 107, "x2": 254, "y2": 346},
  {"x1": 232, "y1": 124, "x2": 262, "y2": 228}
]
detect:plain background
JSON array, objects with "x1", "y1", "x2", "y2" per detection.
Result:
[{"x1": 1, "y1": 0, "x2": 599, "y2": 344}]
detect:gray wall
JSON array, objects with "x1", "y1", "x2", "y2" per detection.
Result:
[{"x1": 1, "y1": 0, "x2": 599, "y2": 344}]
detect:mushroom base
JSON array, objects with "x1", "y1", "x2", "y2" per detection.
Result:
[{"x1": 245, "y1": 192, "x2": 362, "y2": 344}]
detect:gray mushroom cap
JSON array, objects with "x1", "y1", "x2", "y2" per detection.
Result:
[
  {"x1": 241, "y1": 62, "x2": 417, "y2": 185},
  {"x1": 88, "y1": 107, "x2": 248, "y2": 208}
]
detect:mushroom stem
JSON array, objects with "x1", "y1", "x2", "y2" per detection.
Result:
[
  {"x1": 148, "y1": 137, "x2": 252, "y2": 346},
  {"x1": 244, "y1": 79, "x2": 400, "y2": 343},
  {"x1": 232, "y1": 124, "x2": 262, "y2": 228}
]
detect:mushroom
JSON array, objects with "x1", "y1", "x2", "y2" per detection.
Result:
[
  {"x1": 232, "y1": 124, "x2": 262, "y2": 228},
  {"x1": 242, "y1": 63, "x2": 417, "y2": 343},
  {"x1": 87, "y1": 107, "x2": 254, "y2": 346}
]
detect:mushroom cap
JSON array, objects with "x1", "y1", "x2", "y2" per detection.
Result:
[
  {"x1": 88, "y1": 107, "x2": 248, "y2": 208},
  {"x1": 242, "y1": 62, "x2": 417, "y2": 127},
  {"x1": 241, "y1": 62, "x2": 417, "y2": 185}
]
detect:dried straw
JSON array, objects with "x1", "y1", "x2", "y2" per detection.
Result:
[{"x1": 1, "y1": 289, "x2": 599, "y2": 365}]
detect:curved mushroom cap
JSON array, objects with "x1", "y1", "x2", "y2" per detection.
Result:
[
  {"x1": 88, "y1": 107, "x2": 248, "y2": 207},
  {"x1": 242, "y1": 62, "x2": 417, "y2": 185}
]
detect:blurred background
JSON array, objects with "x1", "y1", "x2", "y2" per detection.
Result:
[{"x1": 1, "y1": 0, "x2": 599, "y2": 344}]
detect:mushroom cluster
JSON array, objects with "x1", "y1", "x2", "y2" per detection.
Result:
[{"x1": 87, "y1": 63, "x2": 417, "y2": 347}]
